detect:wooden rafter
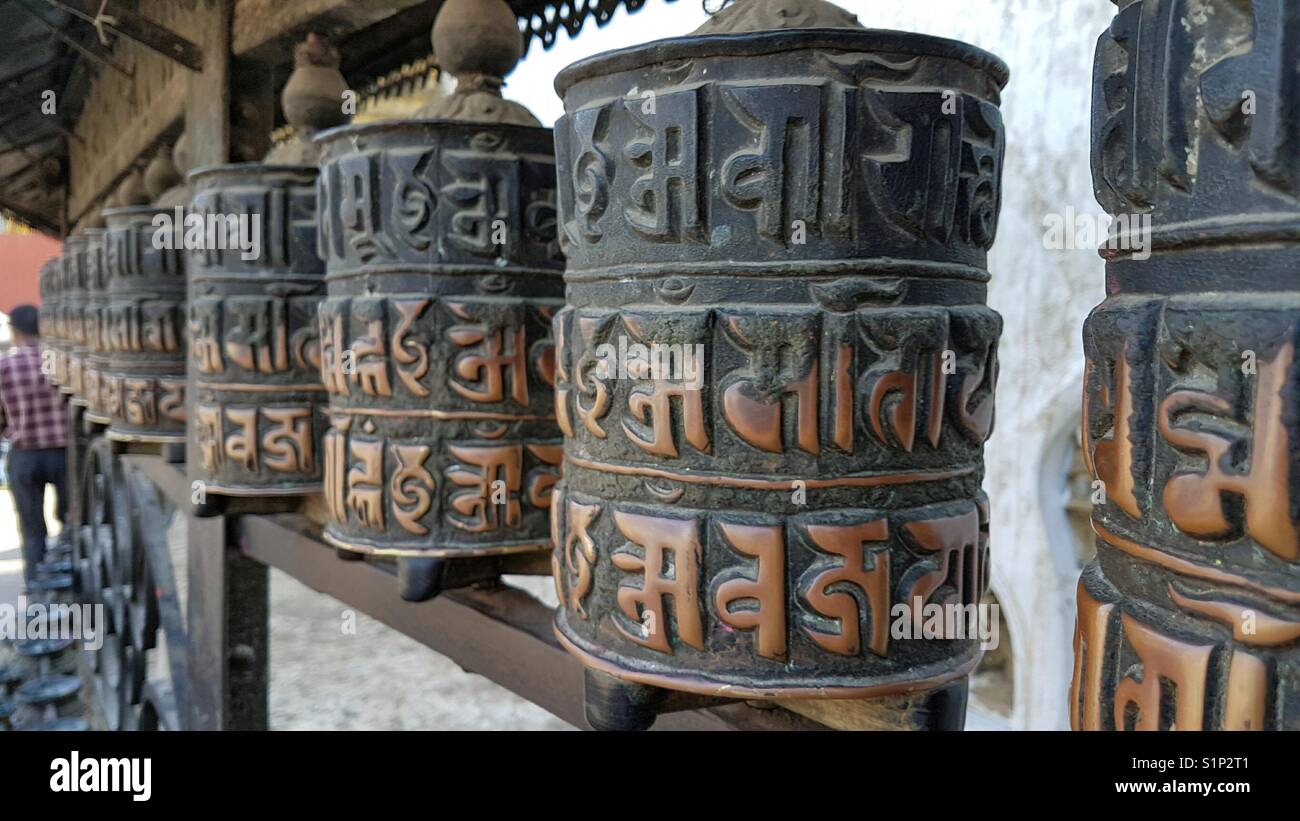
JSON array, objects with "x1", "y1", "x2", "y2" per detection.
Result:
[
  {"x1": 0, "y1": 85, "x2": 83, "y2": 144},
  {"x1": 39, "y1": 0, "x2": 203, "y2": 71},
  {"x1": 11, "y1": 0, "x2": 133, "y2": 77}
]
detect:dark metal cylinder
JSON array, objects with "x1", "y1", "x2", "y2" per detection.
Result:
[
  {"x1": 1073, "y1": 0, "x2": 1300, "y2": 731},
  {"x1": 314, "y1": 121, "x2": 565, "y2": 557},
  {"x1": 62, "y1": 234, "x2": 88, "y2": 401},
  {"x1": 551, "y1": 28, "x2": 1007, "y2": 699},
  {"x1": 80, "y1": 229, "x2": 110, "y2": 422},
  {"x1": 39, "y1": 256, "x2": 61, "y2": 388},
  {"x1": 101, "y1": 206, "x2": 187, "y2": 443},
  {"x1": 186, "y1": 164, "x2": 326, "y2": 496}
]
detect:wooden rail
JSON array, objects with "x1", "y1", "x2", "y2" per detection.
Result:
[{"x1": 125, "y1": 456, "x2": 824, "y2": 730}]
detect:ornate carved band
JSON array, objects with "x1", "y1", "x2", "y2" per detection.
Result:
[
  {"x1": 101, "y1": 206, "x2": 187, "y2": 443},
  {"x1": 315, "y1": 121, "x2": 564, "y2": 557},
  {"x1": 61, "y1": 234, "x2": 89, "y2": 401},
  {"x1": 552, "y1": 27, "x2": 1007, "y2": 697},
  {"x1": 1074, "y1": 0, "x2": 1300, "y2": 730},
  {"x1": 39, "y1": 257, "x2": 62, "y2": 389},
  {"x1": 78, "y1": 229, "x2": 112, "y2": 420},
  {"x1": 186, "y1": 165, "x2": 325, "y2": 495}
]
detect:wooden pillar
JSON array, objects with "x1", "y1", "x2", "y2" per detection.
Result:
[
  {"x1": 185, "y1": 0, "x2": 231, "y2": 169},
  {"x1": 1074, "y1": 0, "x2": 1300, "y2": 731},
  {"x1": 231, "y1": 62, "x2": 276, "y2": 163},
  {"x1": 186, "y1": 514, "x2": 269, "y2": 730},
  {"x1": 182, "y1": 0, "x2": 270, "y2": 731}
]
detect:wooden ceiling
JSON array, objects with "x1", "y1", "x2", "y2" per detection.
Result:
[{"x1": 0, "y1": 0, "x2": 677, "y2": 236}]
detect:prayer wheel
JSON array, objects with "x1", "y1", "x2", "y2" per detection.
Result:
[
  {"x1": 315, "y1": 0, "x2": 564, "y2": 600},
  {"x1": 184, "y1": 36, "x2": 348, "y2": 501},
  {"x1": 1073, "y1": 0, "x2": 1300, "y2": 731},
  {"x1": 186, "y1": 165, "x2": 326, "y2": 496},
  {"x1": 39, "y1": 256, "x2": 61, "y2": 388},
  {"x1": 62, "y1": 233, "x2": 88, "y2": 402},
  {"x1": 100, "y1": 204, "x2": 187, "y2": 443},
  {"x1": 83, "y1": 173, "x2": 151, "y2": 427},
  {"x1": 550, "y1": 0, "x2": 1007, "y2": 729},
  {"x1": 79, "y1": 227, "x2": 109, "y2": 423}
]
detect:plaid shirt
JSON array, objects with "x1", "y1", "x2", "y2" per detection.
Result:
[{"x1": 0, "y1": 341, "x2": 67, "y2": 450}]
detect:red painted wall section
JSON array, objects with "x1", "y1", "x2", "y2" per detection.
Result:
[{"x1": 0, "y1": 233, "x2": 62, "y2": 313}]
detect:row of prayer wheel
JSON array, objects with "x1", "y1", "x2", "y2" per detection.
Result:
[
  {"x1": 36, "y1": 0, "x2": 1295, "y2": 729},
  {"x1": 43, "y1": 223, "x2": 185, "y2": 437},
  {"x1": 31, "y1": 0, "x2": 1004, "y2": 731},
  {"x1": 41, "y1": 151, "x2": 189, "y2": 441}
]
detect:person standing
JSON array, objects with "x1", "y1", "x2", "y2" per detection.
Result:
[{"x1": 0, "y1": 304, "x2": 67, "y2": 589}]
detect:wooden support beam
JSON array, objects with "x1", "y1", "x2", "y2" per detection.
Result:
[
  {"x1": 66, "y1": 72, "x2": 183, "y2": 225},
  {"x1": 0, "y1": 128, "x2": 61, "y2": 155},
  {"x1": 39, "y1": 0, "x2": 203, "y2": 71},
  {"x1": 0, "y1": 106, "x2": 35, "y2": 133},
  {"x1": 237, "y1": 513, "x2": 828, "y2": 731},
  {"x1": 13, "y1": 0, "x2": 133, "y2": 78},
  {"x1": 185, "y1": 513, "x2": 269, "y2": 730},
  {"x1": 0, "y1": 123, "x2": 53, "y2": 171},
  {"x1": 120, "y1": 456, "x2": 834, "y2": 732},
  {"x1": 233, "y1": 0, "x2": 426, "y2": 62},
  {"x1": 0, "y1": 86, "x2": 84, "y2": 144},
  {"x1": 338, "y1": 0, "x2": 442, "y2": 86},
  {"x1": 180, "y1": 0, "x2": 268, "y2": 733},
  {"x1": 230, "y1": 60, "x2": 275, "y2": 162},
  {"x1": 184, "y1": 0, "x2": 231, "y2": 169},
  {"x1": 0, "y1": 162, "x2": 37, "y2": 187},
  {"x1": 0, "y1": 57, "x2": 59, "y2": 92}
]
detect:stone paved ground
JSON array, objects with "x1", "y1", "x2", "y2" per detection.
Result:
[
  {"x1": 266, "y1": 569, "x2": 569, "y2": 730},
  {"x1": 0, "y1": 484, "x2": 570, "y2": 731}
]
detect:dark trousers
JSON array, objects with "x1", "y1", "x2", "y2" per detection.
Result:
[{"x1": 8, "y1": 447, "x2": 67, "y2": 584}]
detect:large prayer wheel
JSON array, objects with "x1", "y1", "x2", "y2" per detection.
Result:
[
  {"x1": 101, "y1": 205, "x2": 187, "y2": 443},
  {"x1": 1073, "y1": 0, "x2": 1300, "y2": 731},
  {"x1": 180, "y1": 34, "x2": 350, "y2": 502},
  {"x1": 315, "y1": 0, "x2": 564, "y2": 600},
  {"x1": 550, "y1": 0, "x2": 1006, "y2": 728},
  {"x1": 186, "y1": 164, "x2": 325, "y2": 495},
  {"x1": 80, "y1": 228, "x2": 110, "y2": 422},
  {"x1": 38, "y1": 256, "x2": 61, "y2": 388},
  {"x1": 62, "y1": 233, "x2": 88, "y2": 402}
]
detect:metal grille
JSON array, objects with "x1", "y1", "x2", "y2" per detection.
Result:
[{"x1": 518, "y1": 0, "x2": 680, "y2": 54}]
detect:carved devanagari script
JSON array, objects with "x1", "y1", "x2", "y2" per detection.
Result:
[
  {"x1": 1073, "y1": 0, "x2": 1300, "y2": 731},
  {"x1": 551, "y1": 9, "x2": 1007, "y2": 707}
]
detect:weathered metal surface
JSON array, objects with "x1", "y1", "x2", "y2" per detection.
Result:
[
  {"x1": 314, "y1": 1, "x2": 565, "y2": 587},
  {"x1": 186, "y1": 164, "x2": 326, "y2": 496},
  {"x1": 62, "y1": 234, "x2": 88, "y2": 400},
  {"x1": 315, "y1": 120, "x2": 564, "y2": 561},
  {"x1": 1073, "y1": 0, "x2": 1300, "y2": 731},
  {"x1": 79, "y1": 228, "x2": 110, "y2": 421},
  {"x1": 100, "y1": 205, "x2": 187, "y2": 443},
  {"x1": 38, "y1": 255, "x2": 62, "y2": 388},
  {"x1": 551, "y1": 21, "x2": 1007, "y2": 703}
]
